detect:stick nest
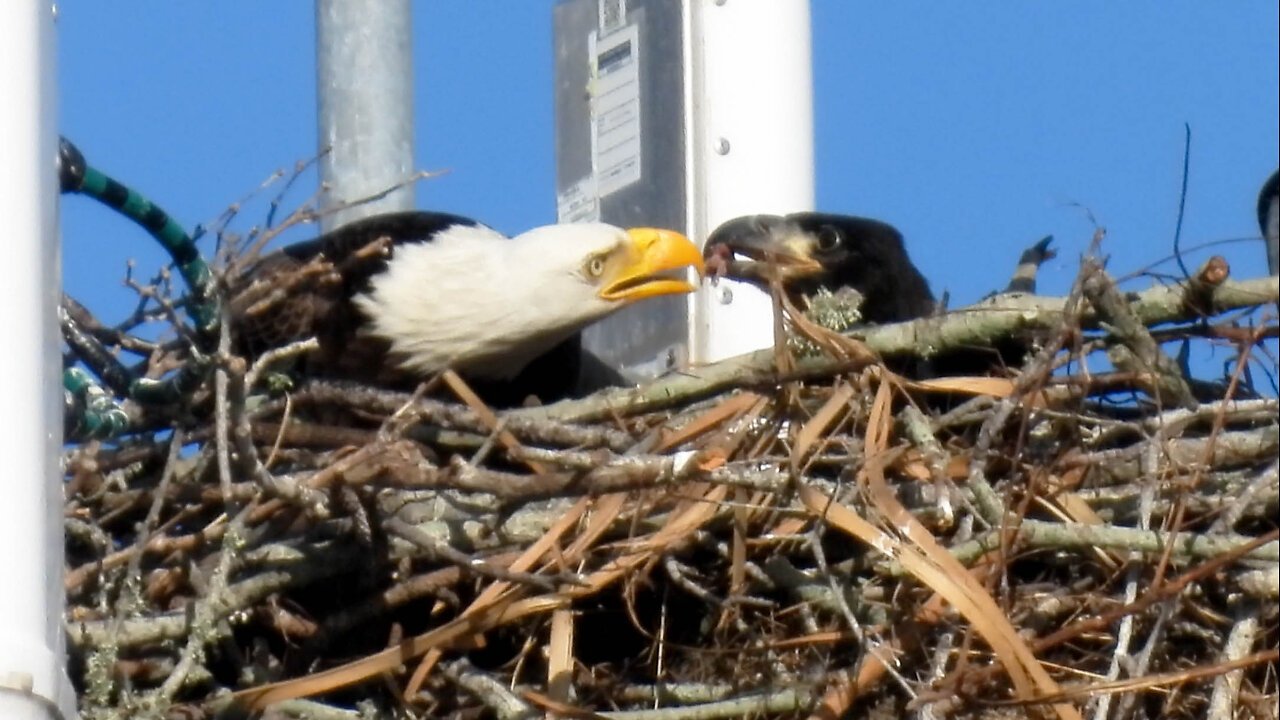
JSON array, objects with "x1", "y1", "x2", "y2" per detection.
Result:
[{"x1": 64, "y1": 235, "x2": 1280, "y2": 720}]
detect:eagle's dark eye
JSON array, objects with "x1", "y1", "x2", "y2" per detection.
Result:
[{"x1": 816, "y1": 225, "x2": 842, "y2": 251}]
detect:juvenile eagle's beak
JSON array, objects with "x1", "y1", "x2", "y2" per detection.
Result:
[
  {"x1": 703, "y1": 214, "x2": 825, "y2": 284},
  {"x1": 599, "y1": 228, "x2": 706, "y2": 301}
]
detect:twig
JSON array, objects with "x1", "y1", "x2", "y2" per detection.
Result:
[
  {"x1": 384, "y1": 517, "x2": 572, "y2": 592},
  {"x1": 917, "y1": 519, "x2": 1277, "y2": 572},
  {"x1": 244, "y1": 337, "x2": 321, "y2": 390}
]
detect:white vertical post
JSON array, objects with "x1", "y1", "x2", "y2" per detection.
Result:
[
  {"x1": 0, "y1": 2, "x2": 76, "y2": 718},
  {"x1": 686, "y1": 0, "x2": 814, "y2": 363},
  {"x1": 316, "y1": 0, "x2": 416, "y2": 233}
]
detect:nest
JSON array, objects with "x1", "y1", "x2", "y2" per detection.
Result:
[{"x1": 64, "y1": 235, "x2": 1279, "y2": 720}]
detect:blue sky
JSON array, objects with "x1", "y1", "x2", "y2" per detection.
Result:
[{"x1": 59, "y1": 3, "x2": 1278, "y2": 377}]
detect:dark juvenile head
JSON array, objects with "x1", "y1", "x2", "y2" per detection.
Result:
[
  {"x1": 705, "y1": 212, "x2": 935, "y2": 323},
  {"x1": 1259, "y1": 170, "x2": 1278, "y2": 276}
]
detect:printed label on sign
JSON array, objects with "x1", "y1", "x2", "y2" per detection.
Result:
[
  {"x1": 556, "y1": 176, "x2": 600, "y2": 223},
  {"x1": 589, "y1": 23, "x2": 642, "y2": 198}
]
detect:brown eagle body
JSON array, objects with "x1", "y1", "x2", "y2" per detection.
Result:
[{"x1": 229, "y1": 213, "x2": 475, "y2": 386}]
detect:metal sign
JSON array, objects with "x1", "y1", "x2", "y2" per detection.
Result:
[{"x1": 554, "y1": 0, "x2": 814, "y2": 381}]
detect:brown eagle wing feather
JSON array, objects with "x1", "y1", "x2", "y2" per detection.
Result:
[{"x1": 228, "y1": 211, "x2": 485, "y2": 365}]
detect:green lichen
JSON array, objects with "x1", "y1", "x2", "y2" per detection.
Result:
[{"x1": 787, "y1": 287, "x2": 865, "y2": 358}]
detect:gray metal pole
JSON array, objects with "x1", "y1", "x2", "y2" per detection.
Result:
[{"x1": 315, "y1": 0, "x2": 416, "y2": 232}]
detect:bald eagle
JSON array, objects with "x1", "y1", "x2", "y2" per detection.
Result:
[{"x1": 230, "y1": 211, "x2": 704, "y2": 401}]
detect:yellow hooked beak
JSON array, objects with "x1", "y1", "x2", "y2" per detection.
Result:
[{"x1": 598, "y1": 228, "x2": 706, "y2": 302}]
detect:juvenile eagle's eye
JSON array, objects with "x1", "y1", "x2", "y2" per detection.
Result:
[
  {"x1": 585, "y1": 255, "x2": 607, "y2": 278},
  {"x1": 816, "y1": 225, "x2": 842, "y2": 251}
]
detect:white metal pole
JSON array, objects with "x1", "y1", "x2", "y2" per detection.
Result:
[
  {"x1": 0, "y1": 1, "x2": 76, "y2": 718},
  {"x1": 686, "y1": 0, "x2": 814, "y2": 364},
  {"x1": 316, "y1": 0, "x2": 416, "y2": 232}
]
